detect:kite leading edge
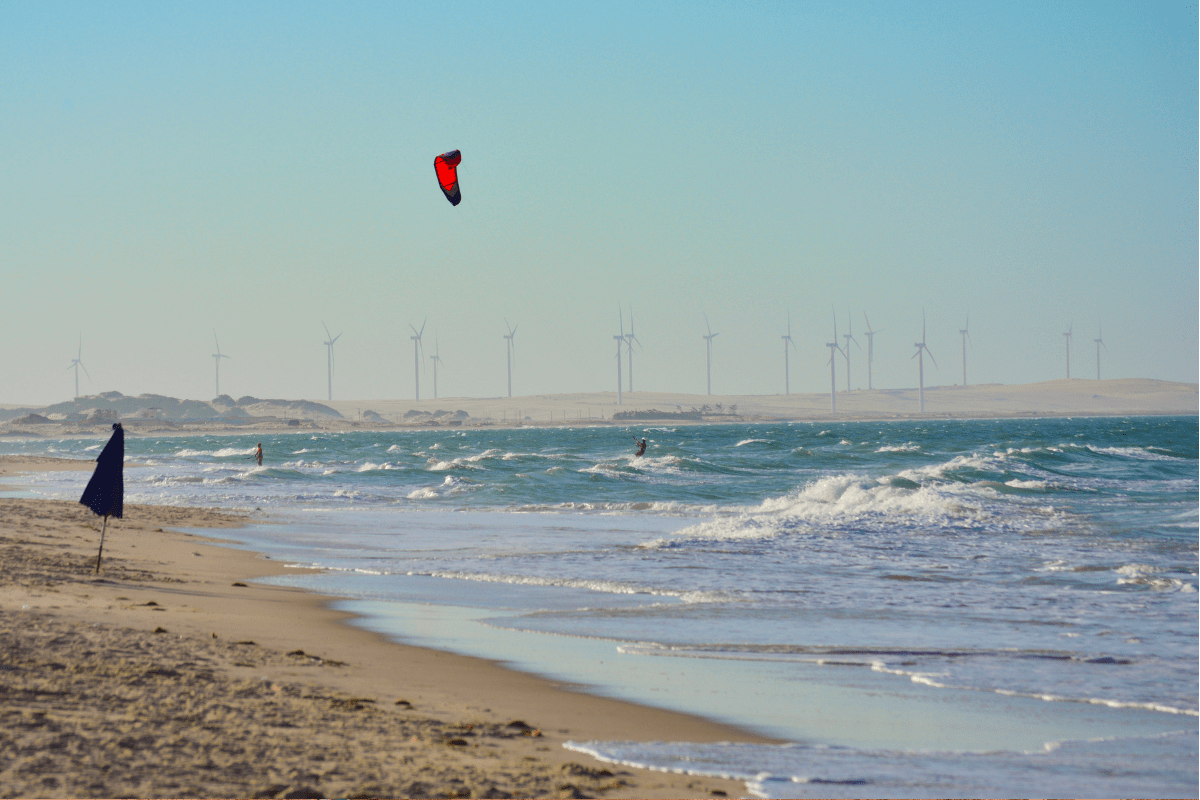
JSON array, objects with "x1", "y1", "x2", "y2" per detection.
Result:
[{"x1": 435, "y1": 149, "x2": 462, "y2": 206}]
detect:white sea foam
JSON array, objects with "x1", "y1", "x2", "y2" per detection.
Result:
[
  {"x1": 876, "y1": 442, "x2": 920, "y2": 452},
  {"x1": 643, "y1": 452, "x2": 1068, "y2": 548},
  {"x1": 175, "y1": 447, "x2": 256, "y2": 458},
  {"x1": 356, "y1": 461, "x2": 400, "y2": 472},
  {"x1": 407, "y1": 475, "x2": 473, "y2": 499},
  {"x1": 1088, "y1": 445, "x2": 1185, "y2": 461},
  {"x1": 1115, "y1": 563, "x2": 1192, "y2": 591},
  {"x1": 736, "y1": 439, "x2": 773, "y2": 447},
  {"x1": 1005, "y1": 479, "x2": 1049, "y2": 489},
  {"x1": 422, "y1": 569, "x2": 730, "y2": 601}
]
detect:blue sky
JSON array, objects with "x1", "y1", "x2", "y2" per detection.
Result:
[{"x1": 2, "y1": 1, "x2": 1196, "y2": 405}]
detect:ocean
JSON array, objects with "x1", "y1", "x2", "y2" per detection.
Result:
[{"x1": 3, "y1": 415, "x2": 1196, "y2": 797}]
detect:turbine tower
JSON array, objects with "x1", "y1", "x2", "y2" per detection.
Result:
[
  {"x1": 702, "y1": 314, "x2": 719, "y2": 395},
  {"x1": 781, "y1": 311, "x2": 797, "y2": 395},
  {"x1": 624, "y1": 305, "x2": 642, "y2": 393},
  {"x1": 1063, "y1": 324, "x2": 1073, "y2": 379},
  {"x1": 322, "y1": 323, "x2": 342, "y2": 402},
  {"x1": 409, "y1": 319, "x2": 426, "y2": 401},
  {"x1": 826, "y1": 311, "x2": 844, "y2": 412},
  {"x1": 67, "y1": 334, "x2": 90, "y2": 400},
  {"x1": 613, "y1": 307, "x2": 625, "y2": 405},
  {"x1": 430, "y1": 336, "x2": 445, "y2": 399},
  {"x1": 863, "y1": 312, "x2": 881, "y2": 391},
  {"x1": 1093, "y1": 324, "x2": 1106, "y2": 380},
  {"x1": 842, "y1": 310, "x2": 860, "y2": 392},
  {"x1": 958, "y1": 316, "x2": 970, "y2": 387},
  {"x1": 212, "y1": 332, "x2": 231, "y2": 398},
  {"x1": 503, "y1": 319, "x2": 517, "y2": 398},
  {"x1": 912, "y1": 311, "x2": 937, "y2": 413}
]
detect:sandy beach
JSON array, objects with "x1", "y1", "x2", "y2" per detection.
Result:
[{"x1": 0, "y1": 456, "x2": 767, "y2": 799}]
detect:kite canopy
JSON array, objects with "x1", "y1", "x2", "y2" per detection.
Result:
[
  {"x1": 435, "y1": 149, "x2": 462, "y2": 206},
  {"x1": 80, "y1": 423, "x2": 124, "y2": 519}
]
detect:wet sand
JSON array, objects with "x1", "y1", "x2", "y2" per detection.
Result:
[{"x1": 0, "y1": 458, "x2": 769, "y2": 798}]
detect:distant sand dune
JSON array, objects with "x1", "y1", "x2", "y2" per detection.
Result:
[
  {"x1": 318, "y1": 378, "x2": 1198, "y2": 425},
  {"x1": 2, "y1": 379, "x2": 1194, "y2": 436}
]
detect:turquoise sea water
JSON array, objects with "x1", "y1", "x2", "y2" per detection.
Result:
[{"x1": 3, "y1": 416, "x2": 1196, "y2": 797}]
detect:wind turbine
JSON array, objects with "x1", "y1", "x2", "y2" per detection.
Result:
[
  {"x1": 842, "y1": 310, "x2": 860, "y2": 392},
  {"x1": 781, "y1": 311, "x2": 797, "y2": 395},
  {"x1": 912, "y1": 311, "x2": 937, "y2": 412},
  {"x1": 826, "y1": 311, "x2": 844, "y2": 412},
  {"x1": 212, "y1": 332, "x2": 231, "y2": 398},
  {"x1": 863, "y1": 312, "x2": 881, "y2": 391},
  {"x1": 322, "y1": 323, "x2": 342, "y2": 402},
  {"x1": 410, "y1": 319, "x2": 426, "y2": 400},
  {"x1": 613, "y1": 307, "x2": 625, "y2": 405},
  {"x1": 68, "y1": 334, "x2": 90, "y2": 400},
  {"x1": 624, "y1": 305, "x2": 642, "y2": 394},
  {"x1": 1093, "y1": 323, "x2": 1106, "y2": 380},
  {"x1": 503, "y1": 319, "x2": 517, "y2": 398},
  {"x1": 958, "y1": 316, "x2": 970, "y2": 387},
  {"x1": 1063, "y1": 324, "x2": 1073, "y2": 379},
  {"x1": 702, "y1": 314, "x2": 719, "y2": 395},
  {"x1": 430, "y1": 336, "x2": 445, "y2": 399}
]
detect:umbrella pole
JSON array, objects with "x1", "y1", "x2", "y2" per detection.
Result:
[{"x1": 95, "y1": 515, "x2": 108, "y2": 574}]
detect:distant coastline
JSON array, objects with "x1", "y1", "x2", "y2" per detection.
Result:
[{"x1": 1, "y1": 378, "x2": 1195, "y2": 438}]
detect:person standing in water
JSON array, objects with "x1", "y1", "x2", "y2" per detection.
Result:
[
  {"x1": 255, "y1": 442, "x2": 263, "y2": 466},
  {"x1": 634, "y1": 437, "x2": 647, "y2": 457}
]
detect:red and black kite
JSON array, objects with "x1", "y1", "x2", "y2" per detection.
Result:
[{"x1": 434, "y1": 150, "x2": 462, "y2": 206}]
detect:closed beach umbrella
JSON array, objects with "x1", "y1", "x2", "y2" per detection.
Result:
[{"x1": 80, "y1": 422, "x2": 123, "y2": 572}]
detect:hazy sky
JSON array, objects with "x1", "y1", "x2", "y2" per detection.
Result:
[{"x1": 2, "y1": 1, "x2": 1196, "y2": 406}]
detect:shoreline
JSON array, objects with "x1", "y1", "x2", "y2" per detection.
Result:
[
  {"x1": 0, "y1": 460, "x2": 770, "y2": 798},
  {"x1": 0, "y1": 408, "x2": 1195, "y2": 442}
]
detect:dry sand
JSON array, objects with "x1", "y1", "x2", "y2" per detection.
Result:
[{"x1": 0, "y1": 457, "x2": 768, "y2": 799}]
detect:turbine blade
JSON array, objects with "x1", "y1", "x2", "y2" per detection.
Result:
[
  {"x1": 323, "y1": 322, "x2": 332, "y2": 341},
  {"x1": 927, "y1": 348, "x2": 938, "y2": 369}
]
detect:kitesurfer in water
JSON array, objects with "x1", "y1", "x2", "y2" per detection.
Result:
[
  {"x1": 255, "y1": 443, "x2": 263, "y2": 466},
  {"x1": 634, "y1": 437, "x2": 647, "y2": 457}
]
